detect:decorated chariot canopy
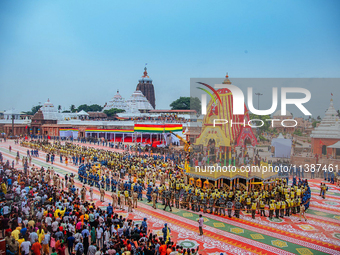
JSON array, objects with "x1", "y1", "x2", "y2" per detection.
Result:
[{"x1": 195, "y1": 74, "x2": 257, "y2": 148}]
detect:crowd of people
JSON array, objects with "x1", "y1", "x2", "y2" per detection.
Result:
[
  {"x1": 0, "y1": 137, "x2": 319, "y2": 255},
  {"x1": 20, "y1": 140, "x2": 312, "y2": 223},
  {"x1": 0, "y1": 150, "x2": 201, "y2": 255}
]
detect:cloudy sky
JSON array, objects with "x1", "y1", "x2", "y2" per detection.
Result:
[{"x1": 0, "y1": 0, "x2": 339, "y2": 117}]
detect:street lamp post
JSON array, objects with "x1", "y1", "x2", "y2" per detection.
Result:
[{"x1": 255, "y1": 93, "x2": 263, "y2": 109}]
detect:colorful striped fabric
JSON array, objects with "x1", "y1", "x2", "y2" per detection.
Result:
[
  {"x1": 85, "y1": 129, "x2": 134, "y2": 133},
  {"x1": 134, "y1": 124, "x2": 182, "y2": 133}
]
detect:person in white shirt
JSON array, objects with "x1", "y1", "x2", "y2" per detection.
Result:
[
  {"x1": 169, "y1": 247, "x2": 178, "y2": 255},
  {"x1": 29, "y1": 231, "x2": 38, "y2": 244},
  {"x1": 22, "y1": 206, "x2": 30, "y2": 216},
  {"x1": 21, "y1": 239, "x2": 31, "y2": 255},
  {"x1": 15, "y1": 187, "x2": 21, "y2": 195},
  {"x1": 2, "y1": 205, "x2": 10, "y2": 216},
  {"x1": 98, "y1": 216, "x2": 104, "y2": 226},
  {"x1": 103, "y1": 228, "x2": 110, "y2": 247},
  {"x1": 45, "y1": 216, "x2": 52, "y2": 227},
  {"x1": 22, "y1": 218, "x2": 28, "y2": 227},
  {"x1": 36, "y1": 210, "x2": 44, "y2": 221},
  {"x1": 52, "y1": 220, "x2": 59, "y2": 232},
  {"x1": 21, "y1": 201, "x2": 27, "y2": 209},
  {"x1": 21, "y1": 189, "x2": 27, "y2": 197},
  {"x1": 96, "y1": 226, "x2": 103, "y2": 249}
]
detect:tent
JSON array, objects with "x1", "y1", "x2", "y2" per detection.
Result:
[
  {"x1": 77, "y1": 110, "x2": 89, "y2": 116},
  {"x1": 163, "y1": 132, "x2": 182, "y2": 146},
  {"x1": 271, "y1": 133, "x2": 292, "y2": 158}
]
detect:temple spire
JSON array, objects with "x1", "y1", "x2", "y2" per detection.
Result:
[
  {"x1": 223, "y1": 72, "x2": 231, "y2": 84},
  {"x1": 142, "y1": 66, "x2": 149, "y2": 78}
]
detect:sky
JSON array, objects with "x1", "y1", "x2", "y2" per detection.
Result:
[
  {"x1": 190, "y1": 78, "x2": 340, "y2": 118},
  {"x1": 0, "y1": 0, "x2": 339, "y2": 118}
]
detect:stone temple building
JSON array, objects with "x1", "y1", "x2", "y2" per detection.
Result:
[
  {"x1": 136, "y1": 67, "x2": 155, "y2": 109},
  {"x1": 311, "y1": 98, "x2": 340, "y2": 156}
]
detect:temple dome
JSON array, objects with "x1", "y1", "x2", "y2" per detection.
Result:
[
  {"x1": 311, "y1": 99, "x2": 340, "y2": 139},
  {"x1": 103, "y1": 90, "x2": 128, "y2": 112},
  {"x1": 126, "y1": 90, "x2": 154, "y2": 113}
]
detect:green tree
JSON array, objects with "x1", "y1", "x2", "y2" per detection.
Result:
[
  {"x1": 170, "y1": 97, "x2": 190, "y2": 110},
  {"x1": 293, "y1": 129, "x2": 302, "y2": 136},
  {"x1": 312, "y1": 121, "x2": 320, "y2": 128},
  {"x1": 190, "y1": 97, "x2": 201, "y2": 114},
  {"x1": 170, "y1": 97, "x2": 201, "y2": 114},
  {"x1": 25, "y1": 105, "x2": 42, "y2": 115},
  {"x1": 103, "y1": 108, "x2": 125, "y2": 117},
  {"x1": 249, "y1": 114, "x2": 271, "y2": 132},
  {"x1": 88, "y1": 104, "x2": 103, "y2": 112},
  {"x1": 76, "y1": 104, "x2": 103, "y2": 112},
  {"x1": 70, "y1": 104, "x2": 76, "y2": 112},
  {"x1": 77, "y1": 104, "x2": 89, "y2": 112}
]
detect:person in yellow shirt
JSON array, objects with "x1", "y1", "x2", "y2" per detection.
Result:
[
  {"x1": 37, "y1": 227, "x2": 45, "y2": 243},
  {"x1": 54, "y1": 207, "x2": 66, "y2": 218},
  {"x1": 11, "y1": 227, "x2": 21, "y2": 240},
  {"x1": 280, "y1": 200, "x2": 285, "y2": 218},
  {"x1": 275, "y1": 200, "x2": 281, "y2": 219},
  {"x1": 297, "y1": 188, "x2": 301, "y2": 197},
  {"x1": 1, "y1": 182, "x2": 7, "y2": 194},
  {"x1": 124, "y1": 189, "x2": 129, "y2": 204},
  {"x1": 251, "y1": 200, "x2": 257, "y2": 219},
  {"x1": 17, "y1": 235, "x2": 25, "y2": 255},
  {"x1": 246, "y1": 197, "x2": 251, "y2": 213},
  {"x1": 259, "y1": 199, "x2": 266, "y2": 217}
]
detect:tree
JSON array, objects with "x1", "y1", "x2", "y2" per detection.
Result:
[
  {"x1": 25, "y1": 105, "x2": 42, "y2": 115},
  {"x1": 70, "y1": 104, "x2": 76, "y2": 112},
  {"x1": 293, "y1": 129, "x2": 303, "y2": 136},
  {"x1": 190, "y1": 97, "x2": 201, "y2": 114},
  {"x1": 249, "y1": 114, "x2": 271, "y2": 132},
  {"x1": 170, "y1": 97, "x2": 190, "y2": 110},
  {"x1": 88, "y1": 104, "x2": 103, "y2": 112},
  {"x1": 312, "y1": 121, "x2": 320, "y2": 128},
  {"x1": 170, "y1": 97, "x2": 201, "y2": 114},
  {"x1": 103, "y1": 108, "x2": 125, "y2": 117},
  {"x1": 58, "y1": 105, "x2": 62, "y2": 112},
  {"x1": 76, "y1": 104, "x2": 103, "y2": 112},
  {"x1": 77, "y1": 104, "x2": 89, "y2": 112}
]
